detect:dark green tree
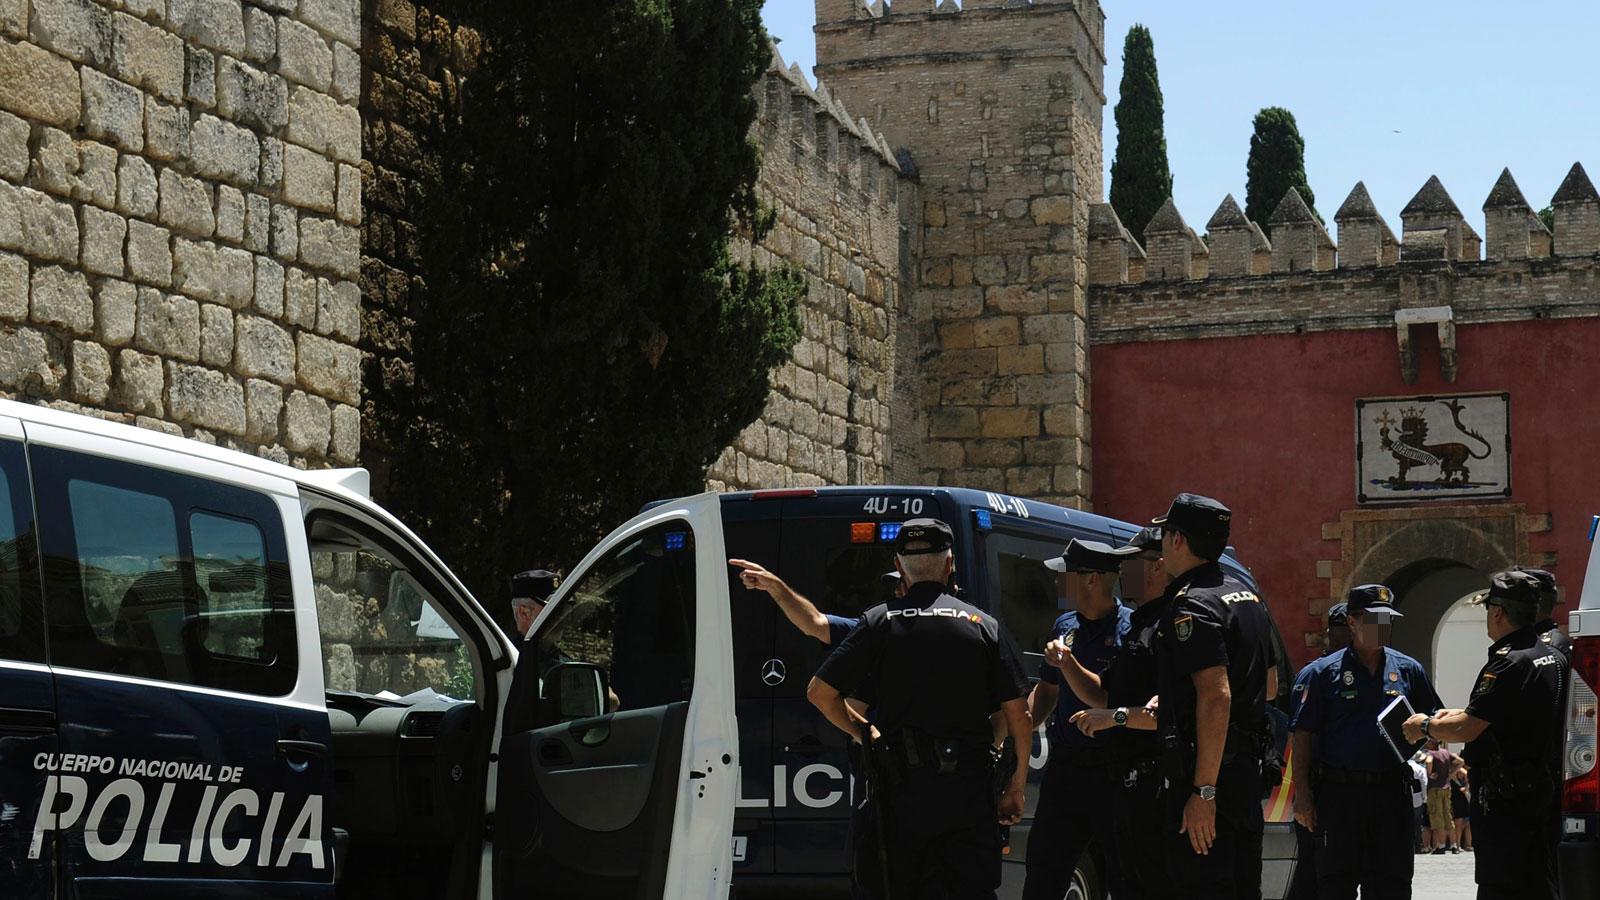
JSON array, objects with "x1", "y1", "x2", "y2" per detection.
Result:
[
  {"x1": 1246, "y1": 106, "x2": 1317, "y2": 233},
  {"x1": 387, "y1": 0, "x2": 804, "y2": 628},
  {"x1": 1108, "y1": 24, "x2": 1172, "y2": 239},
  {"x1": 1538, "y1": 206, "x2": 1556, "y2": 234}
]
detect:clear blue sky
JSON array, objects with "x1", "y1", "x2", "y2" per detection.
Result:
[{"x1": 762, "y1": 1, "x2": 1600, "y2": 235}]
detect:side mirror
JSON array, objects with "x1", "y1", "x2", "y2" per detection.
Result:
[{"x1": 544, "y1": 662, "x2": 609, "y2": 721}]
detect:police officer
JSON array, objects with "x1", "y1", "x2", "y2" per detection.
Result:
[
  {"x1": 1519, "y1": 566, "x2": 1574, "y2": 662},
  {"x1": 1285, "y1": 601, "x2": 1352, "y2": 900},
  {"x1": 1401, "y1": 570, "x2": 1565, "y2": 900},
  {"x1": 1064, "y1": 526, "x2": 1178, "y2": 899},
  {"x1": 1289, "y1": 584, "x2": 1442, "y2": 899},
  {"x1": 509, "y1": 568, "x2": 560, "y2": 637},
  {"x1": 1021, "y1": 539, "x2": 1131, "y2": 900},
  {"x1": 1149, "y1": 493, "x2": 1280, "y2": 900},
  {"x1": 809, "y1": 519, "x2": 1033, "y2": 900}
]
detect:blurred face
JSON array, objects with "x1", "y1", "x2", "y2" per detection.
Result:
[{"x1": 1348, "y1": 610, "x2": 1391, "y2": 651}]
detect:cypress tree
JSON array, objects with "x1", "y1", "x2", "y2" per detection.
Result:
[
  {"x1": 1108, "y1": 25, "x2": 1172, "y2": 239},
  {"x1": 1246, "y1": 107, "x2": 1317, "y2": 233},
  {"x1": 387, "y1": 0, "x2": 805, "y2": 630}
]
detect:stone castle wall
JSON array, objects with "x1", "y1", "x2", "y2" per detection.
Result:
[
  {"x1": 0, "y1": 0, "x2": 363, "y2": 466},
  {"x1": 706, "y1": 50, "x2": 917, "y2": 490}
]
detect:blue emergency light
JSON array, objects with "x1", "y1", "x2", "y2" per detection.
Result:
[
  {"x1": 664, "y1": 531, "x2": 687, "y2": 551},
  {"x1": 974, "y1": 509, "x2": 993, "y2": 531},
  {"x1": 1589, "y1": 515, "x2": 1598, "y2": 542},
  {"x1": 878, "y1": 522, "x2": 902, "y2": 543}
]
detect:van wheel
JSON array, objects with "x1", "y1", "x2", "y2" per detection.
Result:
[{"x1": 1063, "y1": 851, "x2": 1103, "y2": 900}]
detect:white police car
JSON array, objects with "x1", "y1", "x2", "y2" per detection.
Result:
[{"x1": 0, "y1": 399, "x2": 739, "y2": 900}]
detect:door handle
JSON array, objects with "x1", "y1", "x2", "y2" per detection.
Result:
[
  {"x1": 276, "y1": 739, "x2": 328, "y2": 759},
  {"x1": 0, "y1": 707, "x2": 55, "y2": 734},
  {"x1": 782, "y1": 736, "x2": 826, "y2": 756},
  {"x1": 537, "y1": 740, "x2": 575, "y2": 767}
]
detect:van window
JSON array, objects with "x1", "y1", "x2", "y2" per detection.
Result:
[
  {"x1": 33, "y1": 448, "x2": 297, "y2": 696},
  {"x1": 535, "y1": 521, "x2": 697, "y2": 710},
  {"x1": 983, "y1": 529, "x2": 1102, "y2": 668},
  {"x1": 0, "y1": 440, "x2": 42, "y2": 663}
]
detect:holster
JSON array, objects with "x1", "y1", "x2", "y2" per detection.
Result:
[{"x1": 1159, "y1": 729, "x2": 1192, "y2": 784}]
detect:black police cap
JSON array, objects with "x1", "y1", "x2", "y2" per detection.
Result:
[
  {"x1": 1108, "y1": 526, "x2": 1162, "y2": 560},
  {"x1": 1044, "y1": 539, "x2": 1122, "y2": 574},
  {"x1": 894, "y1": 518, "x2": 954, "y2": 556},
  {"x1": 1151, "y1": 493, "x2": 1232, "y2": 541},
  {"x1": 1325, "y1": 602, "x2": 1349, "y2": 628},
  {"x1": 1515, "y1": 566, "x2": 1558, "y2": 610},
  {"x1": 1345, "y1": 583, "x2": 1403, "y2": 618},
  {"x1": 880, "y1": 570, "x2": 901, "y2": 587},
  {"x1": 510, "y1": 569, "x2": 560, "y2": 601},
  {"x1": 1469, "y1": 570, "x2": 1544, "y2": 611}
]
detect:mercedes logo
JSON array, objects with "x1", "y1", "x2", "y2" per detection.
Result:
[{"x1": 761, "y1": 658, "x2": 786, "y2": 687}]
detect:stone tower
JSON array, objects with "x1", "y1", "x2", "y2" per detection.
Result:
[{"x1": 814, "y1": 0, "x2": 1106, "y2": 506}]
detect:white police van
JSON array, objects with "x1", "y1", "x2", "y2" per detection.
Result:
[
  {"x1": 1561, "y1": 515, "x2": 1600, "y2": 896},
  {"x1": 700, "y1": 486, "x2": 1300, "y2": 899},
  {"x1": 0, "y1": 399, "x2": 740, "y2": 900}
]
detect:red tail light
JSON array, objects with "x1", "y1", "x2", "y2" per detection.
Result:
[{"x1": 1566, "y1": 636, "x2": 1600, "y2": 814}]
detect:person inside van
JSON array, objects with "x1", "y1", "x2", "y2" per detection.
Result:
[{"x1": 509, "y1": 568, "x2": 560, "y2": 637}]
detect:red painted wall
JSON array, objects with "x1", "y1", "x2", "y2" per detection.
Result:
[{"x1": 1090, "y1": 317, "x2": 1600, "y2": 670}]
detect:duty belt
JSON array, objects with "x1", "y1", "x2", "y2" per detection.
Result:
[
  {"x1": 891, "y1": 729, "x2": 993, "y2": 777},
  {"x1": 1314, "y1": 763, "x2": 1409, "y2": 787}
]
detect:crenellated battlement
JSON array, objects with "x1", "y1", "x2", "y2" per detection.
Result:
[
  {"x1": 816, "y1": 0, "x2": 1104, "y2": 44},
  {"x1": 1089, "y1": 164, "x2": 1600, "y2": 288}
]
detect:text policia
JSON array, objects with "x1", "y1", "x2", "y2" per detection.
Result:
[{"x1": 28, "y1": 753, "x2": 326, "y2": 870}]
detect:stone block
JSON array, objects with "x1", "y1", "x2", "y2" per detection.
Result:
[
  {"x1": 170, "y1": 0, "x2": 245, "y2": 55},
  {"x1": 159, "y1": 169, "x2": 215, "y2": 238},
  {"x1": 144, "y1": 98, "x2": 189, "y2": 161},
  {"x1": 244, "y1": 193, "x2": 270, "y2": 252},
  {"x1": 167, "y1": 361, "x2": 246, "y2": 435},
  {"x1": 278, "y1": 17, "x2": 331, "y2": 90},
  {"x1": 70, "y1": 339, "x2": 110, "y2": 403},
  {"x1": 243, "y1": 377, "x2": 281, "y2": 442},
  {"x1": 286, "y1": 86, "x2": 358, "y2": 164},
  {"x1": 0, "y1": 181, "x2": 17, "y2": 250},
  {"x1": 121, "y1": 0, "x2": 164, "y2": 18},
  {"x1": 329, "y1": 402, "x2": 357, "y2": 462},
  {"x1": 283, "y1": 265, "x2": 315, "y2": 326},
  {"x1": 73, "y1": 141, "x2": 117, "y2": 208},
  {"x1": 20, "y1": 187, "x2": 78, "y2": 263},
  {"x1": 30, "y1": 0, "x2": 113, "y2": 66},
  {"x1": 135, "y1": 287, "x2": 200, "y2": 360},
  {"x1": 81, "y1": 69, "x2": 144, "y2": 153},
  {"x1": 125, "y1": 219, "x2": 172, "y2": 286},
  {"x1": 928, "y1": 406, "x2": 979, "y2": 439},
  {"x1": 0, "y1": 325, "x2": 65, "y2": 395},
  {"x1": 185, "y1": 43, "x2": 215, "y2": 107},
  {"x1": 259, "y1": 137, "x2": 283, "y2": 190},
  {"x1": 234, "y1": 314, "x2": 294, "y2": 383},
  {"x1": 190, "y1": 114, "x2": 260, "y2": 186},
  {"x1": 297, "y1": 215, "x2": 355, "y2": 276},
  {"x1": 253, "y1": 255, "x2": 283, "y2": 316},
  {"x1": 111, "y1": 10, "x2": 184, "y2": 103},
  {"x1": 0, "y1": 0, "x2": 22, "y2": 37},
  {"x1": 297, "y1": 0, "x2": 357, "y2": 46},
  {"x1": 32, "y1": 128, "x2": 75, "y2": 196},
  {"x1": 283, "y1": 388, "x2": 329, "y2": 454},
  {"x1": 0, "y1": 250, "x2": 21, "y2": 320},
  {"x1": 216, "y1": 56, "x2": 286, "y2": 131},
  {"x1": 270, "y1": 203, "x2": 297, "y2": 260},
  {"x1": 215, "y1": 185, "x2": 245, "y2": 242},
  {"x1": 0, "y1": 110, "x2": 26, "y2": 181},
  {"x1": 79, "y1": 205, "x2": 126, "y2": 276},
  {"x1": 0, "y1": 37, "x2": 80, "y2": 127},
  {"x1": 981, "y1": 407, "x2": 1040, "y2": 439},
  {"x1": 335, "y1": 162, "x2": 359, "y2": 224},
  {"x1": 172, "y1": 238, "x2": 252, "y2": 306},
  {"x1": 316, "y1": 276, "x2": 357, "y2": 339},
  {"x1": 31, "y1": 265, "x2": 92, "y2": 334},
  {"x1": 996, "y1": 344, "x2": 1045, "y2": 375},
  {"x1": 331, "y1": 41, "x2": 358, "y2": 102},
  {"x1": 94, "y1": 278, "x2": 136, "y2": 345},
  {"x1": 985, "y1": 285, "x2": 1047, "y2": 315},
  {"x1": 282, "y1": 143, "x2": 335, "y2": 212},
  {"x1": 295, "y1": 330, "x2": 357, "y2": 404},
  {"x1": 199, "y1": 302, "x2": 232, "y2": 366},
  {"x1": 114, "y1": 348, "x2": 163, "y2": 414},
  {"x1": 1031, "y1": 195, "x2": 1073, "y2": 226},
  {"x1": 243, "y1": 5, "x2": 274, "y2": 63}
]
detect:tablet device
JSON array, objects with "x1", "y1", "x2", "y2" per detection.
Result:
[{"x1": 1378, "y1": 694, "x2": 1424, "y2": 764}]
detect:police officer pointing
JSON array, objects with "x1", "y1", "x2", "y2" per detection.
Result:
[
  {"x1": 1401, "y1": 570, "x2": 1565, "y2": 900},
  {"x1": 808, "y1": 518, "x2": 1033, "y2": 900},
  {"x1": 1150, "y1": 493, "x2": 1280, "y2": 900},
  {"x1": 1289, "y1": 584, "x2": 1442, "y2": 899}
]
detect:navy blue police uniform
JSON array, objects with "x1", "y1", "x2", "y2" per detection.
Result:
[
  {"x1": 1150, "y1": 494, "x2": 1281, "y2": 900},
  {"x1": 1451, "y1": 572, "x2": 1566, "y2": 900},
  {"x1": 1098, "y1": 526, "x2": 1180, "y2": 900},
  {"x1": 1284, "y1": 601, "x2": 1349, "y2": 900},
  {"x1": 1519, "y1": 566, "x2": 1575, "y2": 663},
  {"x1": 816, "y1": 519, "x2": 1030, "y2": 900},
  {"x1": 1289, "y1": 586, "x2": 1441, "y2": 900},
  {"x1": 1021, "y1": 540, "x2": 1132, "y2": 900}
]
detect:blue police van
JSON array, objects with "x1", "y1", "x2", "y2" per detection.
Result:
[{"x1": 708, "y1": 485, "x2": 1300, "y2": 899}]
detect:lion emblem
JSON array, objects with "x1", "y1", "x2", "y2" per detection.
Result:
[{"x1": 1377, "y1": 399, "x2": 1492, "y2": 486}]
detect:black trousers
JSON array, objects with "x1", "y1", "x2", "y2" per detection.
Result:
[
  {"x1": 1110, "y1": 766, "x2": 1177, "y2": 900},
  {"x1": 1471, "y1": 792, "x2": 1559, "y2": 900},
  {"x1": 1021, "y1": 757, "x2": 1118, "y2": 900},
  {"x1": 1312, "y1": 776, "x2": 1414, "y2": 900},
  {"x1": 874, "y1": 769, "x2": 1002, "y2": 900},
  {"x1": 1162, "y1": 754, "x2": 1264, "y2": 900}
]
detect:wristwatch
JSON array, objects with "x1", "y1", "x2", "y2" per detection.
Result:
[
  {"x1": 1193, "y1": 784, "x2": 1217, "y2": 801},
  {"x1": 1112, "y1": 707, "x2": 1129, "y2": 727},
  {"x1": 1420, "y1": 716, "x2": 1432, "y2": 738}
]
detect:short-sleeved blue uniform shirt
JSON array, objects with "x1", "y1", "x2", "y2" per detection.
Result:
[
  {"x1": 1039, "y1": 602, "x2": 1131, "y2": 748},
  {"x1": 1290, "y1": 646, "x2": 1442, "y2": 771},
  {"x1": 824, "y1": 614, "x2": 860, "y2": 647}
]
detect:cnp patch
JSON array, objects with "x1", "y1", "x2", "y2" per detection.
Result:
[
  {"x1": 1473, "y1": 672, "x2": 1497, "y2": 696},
  {"x1": 1175, "y1": 615, "x2": 1193, "y2": 642},
  {"x1": 1342, "y1": 671, "x2": 1355, "y2": 687}
]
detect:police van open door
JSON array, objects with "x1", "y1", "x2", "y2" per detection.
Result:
[{"x1": 494, "y1": 493, "x2": 738, "y2": 900}]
